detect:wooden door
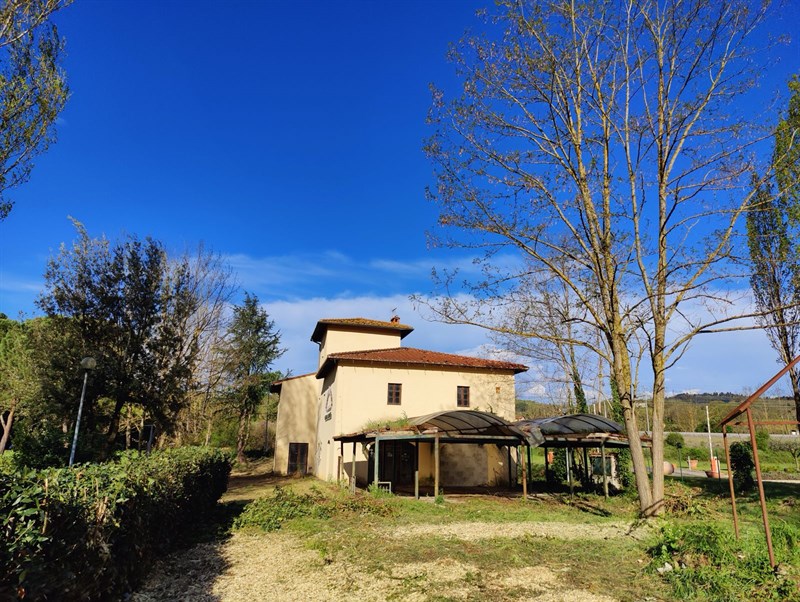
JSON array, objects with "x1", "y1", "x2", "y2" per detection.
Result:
[{"x1": 288, "y1": 442, "x2": 308, "y2": 475}]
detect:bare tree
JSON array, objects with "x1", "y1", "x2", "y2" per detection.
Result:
[
  {"x1": 423, "y1": 0, "x2": 774, "y2": 515},
  {"x1": 492, "y1": 257, "x2": 598, "y2": 411}
]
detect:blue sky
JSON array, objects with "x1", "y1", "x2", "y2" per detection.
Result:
[{"x1": 0, "y1": 0, "x2": 799, "y2": 400}]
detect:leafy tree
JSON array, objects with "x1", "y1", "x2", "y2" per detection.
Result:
[
  {"x1": 771, "y1": 439, "x2": 800, "y2": 471},
  {"x1": 0, "y1": 0, "x2": 71, "y2": 220},
  {"x1": 36, "y1": 221, "x2": 234, "y2": 459},
  {"x1": 0, "y1": 317, "x2": 39, "y2": 453},
  {"x1": 747, "y1": 76, "x2": 800, "y2": 423},
  {"x1": 665, "y1": 433, "x2": 684, "y2": 449},
  {"x1": 217, "y1": 293, "x2": 283, "y2": 463},
  {"x1": 423, "y1": 0, "x2": 770, "y2": 515}
]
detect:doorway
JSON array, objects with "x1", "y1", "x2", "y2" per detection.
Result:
[
  {"x1": 287, "y1": 442, "x2": 308, "y2": 475},
  {"x1": 368, "y1": 440, "x2": 415, "y2": 487}
]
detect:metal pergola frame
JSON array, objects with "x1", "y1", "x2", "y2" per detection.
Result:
[
  {"x1": 718, "y1": 354, "x2": 800, "y2": 569},
  {"x1": 516, "y1": 415, "x2": 635, "y2": 498},
  {"x1": 333, "y1": 410, "x2": 540, "y2": 500}
]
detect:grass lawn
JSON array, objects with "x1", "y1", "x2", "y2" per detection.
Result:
[{"x1": 132, "y1": 458, "x2": 800, "y2": 602}]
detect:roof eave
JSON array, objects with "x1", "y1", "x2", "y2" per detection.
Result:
[
  {"x1": 310, "y1": 320, "x2": 414, "y2": 343},
  {"x1": 317, "y1": 356, "x2": 525, "y2": 377}
]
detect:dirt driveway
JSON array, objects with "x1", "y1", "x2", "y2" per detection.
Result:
[{"x1": 132, "y1": 465, "x2": 639, "y2": 601}]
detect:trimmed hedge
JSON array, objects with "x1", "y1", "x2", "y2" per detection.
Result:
[{"x1": 0, "y1": 446, "x2": 231, "y2": 600}]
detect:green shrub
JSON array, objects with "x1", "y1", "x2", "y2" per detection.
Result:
[
  {"x1": 234, "y1": 487, "x2": 318, "y2": 531},
  {"x1": 547, "y1": 448, "x2": 568, "y2": 484},
  {"x1": 0, "y1": 451, "x2": 14, "y2": 473},
  {"x1": 615, "y1": 449, "x2": 634, "y2": 489},
  {"x1": 755, "y1": 429, "x2": 770, "y2": 452},
  {"x1": 684, "y1": 447, "x2": 709, "y2": 461},
  {"x1": 730, "y1": 442, "x2": 755, "y2": 493},
  {"x1": 0, "y1": 446, "x2": 231, "y2": 601},
  {"x1": 10, "y1": 418, "x2": 71, "y2": 468},
  {"x1": 234, "y1": 486, "x2": 393, "y2": 532},
  {"x1": 665, "y1": 433, "x2": 685, "y2": 448},
  {"x1": 649, "y1": 522, "x2": 800, "y2": 601}
]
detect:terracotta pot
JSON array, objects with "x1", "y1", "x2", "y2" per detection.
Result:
[
  {"x1": 705, "y1": 470, "x2": 720, "y2": 479},
  {"x1": 664, "y1": 461, "x2": 675, "y2": 475},
  {"x1": 688, "y1": 459, "x2": 698, "y2": 470},
  {"x1": 546, "y1": 451, "x2": 555, "y2": 463}
]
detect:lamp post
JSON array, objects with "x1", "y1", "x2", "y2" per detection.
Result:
[{"x1": 69, "y1": 357, "x2": 96, "y2": 467}]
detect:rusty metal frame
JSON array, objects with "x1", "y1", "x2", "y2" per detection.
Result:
[{"x1": 718, "y1": 354, "x2": 800, "y2": 569}]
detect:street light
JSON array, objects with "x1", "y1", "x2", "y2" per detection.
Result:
[{"x1": 69, "y1": 356, "x2": 96, "y2": 467}]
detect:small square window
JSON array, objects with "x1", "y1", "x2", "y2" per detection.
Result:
[
  {"x1": 388, "y1": 383, "x2": 402, "y2": 405},
  {"x1": 457, "y1": 386, "x2": 470, "y2": 407}
]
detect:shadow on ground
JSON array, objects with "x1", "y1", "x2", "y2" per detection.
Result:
[{"x1": 131, "y1": 467, "x2": 286, "y2": 601}]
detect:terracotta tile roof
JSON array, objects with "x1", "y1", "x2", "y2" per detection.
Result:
[
  {"x1": 311, "y1": 317, "x2": 414, "y2": 343},
  {"x1": 269, "y1": 372, "x2": 315, "y2": 393},
  {"x1": 316, "y1": 347, "x2": 528, "y2": 378}
]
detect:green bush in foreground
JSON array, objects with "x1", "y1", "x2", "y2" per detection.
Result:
[
  {"x1": 0, "y1": 446, "x2": 231, "y2": 601},
  {"x1": 234, "y1": 486, "x2": 394, "y2": 532},
  {"x1": 649, "y1": 522, "x2": 800, "y2": 601},
  {"x1": 730, "y1": 442, "x2": 756, "y2": 493}
]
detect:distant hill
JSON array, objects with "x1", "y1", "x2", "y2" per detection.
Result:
[
  {"x1": 515, "y1": 398, "x2": 562, "y2": 420},
  {"x1": 668, "y1": 392, "x2": 745, "y2": 404},
  {"x1": 516, "y1": 393, "x2": 797, "y2": 434}
]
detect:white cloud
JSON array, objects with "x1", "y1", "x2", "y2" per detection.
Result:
[
  {"x1": 263, "y1": 293, "x2": 509, "y2": 381},
  {"x1": 224, "y1": 250, "x2": 522, "y2": 301},
  {"x1": 260, "y1": 283, "x2": 793, "y2": 403},
  {"x1": 0, "y1": 273, "x2": 43, "y2": 293}
]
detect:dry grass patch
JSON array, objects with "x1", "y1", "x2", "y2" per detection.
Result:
[
  {"x1": 390, "y1": 520, "x2": 636, "y2": 541},
  {"x1": 133, "y1": 530, "x2": 626, "y2": 602}
]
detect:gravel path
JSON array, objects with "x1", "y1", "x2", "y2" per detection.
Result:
[
  {"x1": 131, "y1": 522, "x2": 628, "y2": 602},
  {"x1": 390, "y1": 519, "x2": 640, "y2": 541}
]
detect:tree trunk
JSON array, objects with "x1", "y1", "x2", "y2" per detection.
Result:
[
  {"x1": 102, "y1": 398, "x2": 126, "y2": 459},
  {"x1": 236, "y1": 407, "x2": 251, "y2": 464},
  {"x1": 611, "y1": 334, "x2": 653, "y2": 515},
  {"x1": 138, "y1": 413, "x2": 144, "y2": 451},
  {"x1": 650, "y1": 345, "x2": 666, "y2": 516},
  {"x1": 204, "y1": 414, "x2": 213, "y2": 447},
  {"x1": 790, "y1": 367, "x2": 800, "y2": 426},
  {"x1": 0, "y1": 404, "x2": 16, "y2": 454},
  {"x1": 125, "y1": 405, "x2": 132, "y2": 450}
]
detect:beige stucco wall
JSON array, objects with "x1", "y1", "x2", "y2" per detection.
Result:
[
  {"x1": 273, "y1": 374, "x2": 320, "y2": 475},
  {"x1": 314, "y1": 373, "x2": 339, "y2": 481},
  {"x1": 415, "y1": 441, "x2": 512, "y2": 487},
  {"x1": 334, "y1": 363, "x2": 516, "y2": 434},
  {"x1": 318, "y1": 328, "x2": 402, "y2": 368},
  {"x1": 315, "y1": 363, "x2": 519, "y2": 482}
]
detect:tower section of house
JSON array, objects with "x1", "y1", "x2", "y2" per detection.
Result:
[
  {"x1": 271, "y1": 373, "x2": 319, "y2": 475},
  {"x1": 273, "y1": 317, "x2": 528, "y2": 489}
]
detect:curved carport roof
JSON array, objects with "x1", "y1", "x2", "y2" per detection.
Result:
[
  {"x1": 515, "y1": 413, "x2": 630, "y2": 448},
  {"x1": 335, "y1": 409, "x2": 543, "y2": 447}
]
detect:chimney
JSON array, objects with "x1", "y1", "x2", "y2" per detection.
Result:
[{"x1": 390, "y1": 315, "x2": 400, "y2": 323}]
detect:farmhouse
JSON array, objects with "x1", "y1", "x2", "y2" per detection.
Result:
[{"x1": 272, "y1": 317, "x2": 530, "y2": 490}]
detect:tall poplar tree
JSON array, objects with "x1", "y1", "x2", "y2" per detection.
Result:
[{"x1": 747, "y1": 76, "x2": 800, "y2": 422}]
